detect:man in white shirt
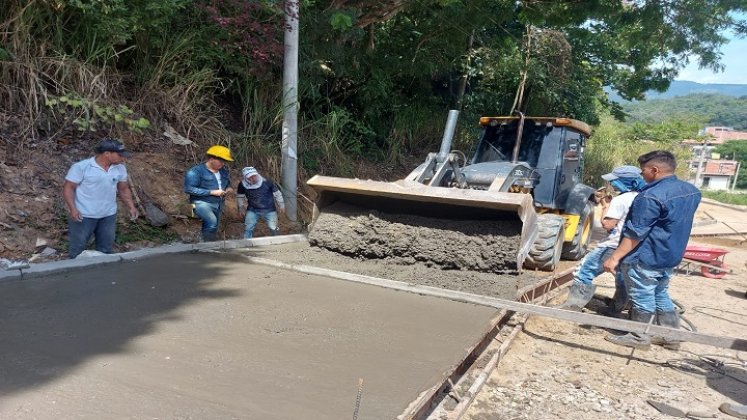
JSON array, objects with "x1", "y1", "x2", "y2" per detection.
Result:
[
  {"x1": 63, "y1": 138, "x2": 139, "y2": 258},
  {"x1": 560, "y1": 165, "x2": 645, "y2": 312}
]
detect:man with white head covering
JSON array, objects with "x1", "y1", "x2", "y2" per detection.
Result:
[
  {"x1": 236, "y1": 167, "x2": 285, "y2": 239},
  {"x1": 560, "y1": 165, "x2": 645, "y2": 313}
]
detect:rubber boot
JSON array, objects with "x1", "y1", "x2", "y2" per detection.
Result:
[
  {"x1": 605, "y1": 308, "x2": 653, "y2": 350},
  {"x1": 560, "y1": 283, "x2": 596, "y2": 311},
  {"x1": 650, "y1": 311, "x2": 681, "y2": 351},
  {"x1": 597, "y1": 287, "x2": 629, "y2": 318}
]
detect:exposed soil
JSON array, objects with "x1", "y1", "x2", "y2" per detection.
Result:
[
  {"x1": 0, "y1": 141, "x2": 426, "y2": 261},
  {"x1": 461, "y1": 234, "x2": 747, "y2": 420},
  {"x1": 308, "y1": 201, "x2": 522, "y2": 273}
]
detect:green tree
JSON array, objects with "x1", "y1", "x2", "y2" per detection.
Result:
[{"x1": 714, "y1": 141, "x2": 747, "y2": 189}]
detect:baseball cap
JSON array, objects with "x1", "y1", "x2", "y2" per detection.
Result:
[
  {"x1": 601, "y1": 165, "x2": 641, "y2": 181},
  {"x1": 95, "y1": 138, "x2": 132, "y2": 157}
]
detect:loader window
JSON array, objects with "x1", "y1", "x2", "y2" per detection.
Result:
[
  {"x1": 474, "y1": 125, "x2": 515, "y2": 162},
  {"x1": 473, "y1": 123, "x2": 547, "y2": 167}
]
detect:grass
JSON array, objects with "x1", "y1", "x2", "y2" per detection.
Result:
[
  {"x1": 116, "y1": 219, "x2": 180, "y2": 245},
  {"x1": 701, "y1": 190, "x2": 747, "y2": 206}
]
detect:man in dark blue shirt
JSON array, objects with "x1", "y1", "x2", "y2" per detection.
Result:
[
  {"x1": 603, "y1": 150, "x2": 701, "y2": 350},
  {"x1": 184, "y1": 145, "x2": 234, "y2": 241},
  {"x1": 237, "y1": 166, "x2": 285, "y2": 239}
]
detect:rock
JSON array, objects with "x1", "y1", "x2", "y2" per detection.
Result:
[
  {"x1": 35, "y1": 237, "x2": 48, "y2": 248},
  {"x1": 657, "y1": 379, "x2": 674, "y2": 387},
  {"x1": 647, "y1": 400, "x2": 687, "y2": 417},
  {"x1": 40, "y1": 247, "x2": 56, "y2": 257},
  {"x1": 720, "y1": 402, "x2": 747, "y2": 419},
  {"x1": 687, "y1": 410, "x2": 717, "y2": 418}
]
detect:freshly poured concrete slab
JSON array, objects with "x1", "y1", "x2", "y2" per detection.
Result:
[{"x1": 0, "y1": 252, "x2": 497, "y2": 420}]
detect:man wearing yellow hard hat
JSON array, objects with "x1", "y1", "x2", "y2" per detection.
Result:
[{"x1": 183, "y1": 145, "x2": 234, "y2": 241}]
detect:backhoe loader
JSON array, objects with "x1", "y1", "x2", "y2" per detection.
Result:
[{"x1": 307, "y1": 111, "x2": 596, "y2": 272}]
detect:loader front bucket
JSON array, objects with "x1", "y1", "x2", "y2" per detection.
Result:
[{"x1": 306, "y1": 175, "x2": 538, "y2": 273}]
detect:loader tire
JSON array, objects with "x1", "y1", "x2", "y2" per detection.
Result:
[
  {"x1": 524, "y1": 214, "x2": 565, "y2": 271},
  {"x1": 561, "y1": 200, "x2": 595, "y2": 260}
]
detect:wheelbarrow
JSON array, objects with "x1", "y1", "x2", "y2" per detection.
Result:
[{"x1": 678, "y1": 245, "x2": 731, "y2": 279}]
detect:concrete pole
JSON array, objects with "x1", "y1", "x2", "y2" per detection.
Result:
[
  {"x1": 281, "y1": 0, "x2": 299, "y2": 223},
  {"x1": 732, "y1": 161, "x2": 741, "y2": 191},
  {"x1": 694, "y1": 141, "x2": 708, "y2": 187}
]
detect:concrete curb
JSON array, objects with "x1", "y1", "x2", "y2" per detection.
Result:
[{"x1": 0, "y1": 234, "x2": 308, "y2": 282}]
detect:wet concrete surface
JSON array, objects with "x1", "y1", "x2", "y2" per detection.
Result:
[
  {"x1": 309, "y1": 202, "x2": 523, "y2": 273},
  {"x1": 246, "y1": 242, "x2": 544, "y2": 299},
  {"x1": 0, "y1": 251, "x2": 498, "y2": 420}
]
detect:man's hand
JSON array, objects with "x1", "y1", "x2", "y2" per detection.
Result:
[
  {"x1": 603, "y1": 256, "x2": 619, "y2": 274},
  {"x1": 210, "y1": 189, "x2": 226, "y2": 197},
  {"x1": 278, "y1": 207, "x2": 286, "y2": 216},
  {"x1": 129, "y1": 206, "x2": 140, "y2": 221},
  {"x1": 69, "y1": 208, "x2": 83, "y2": 222}
]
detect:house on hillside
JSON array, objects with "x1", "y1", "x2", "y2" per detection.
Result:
[
  {"x1": 702, "y1": 126, "x2": 747, "y2": 143},
  {"x1": 695, "y1": 159, "x2": 740, "y2": 190},
  {"x1": 682, "y1": 126, "x2": 745, "y2": 190}
]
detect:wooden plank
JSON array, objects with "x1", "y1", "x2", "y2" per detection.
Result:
[{"x1": 242, "y1": 256, "x2": 747, "y2": 352}]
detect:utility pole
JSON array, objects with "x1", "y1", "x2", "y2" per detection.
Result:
[
  {"x1": 281, "y1": 0, "x2": 299, "y2": 223},
  {"x1": 694, "y1": 141, "x2": 708, "y2": 187},
  {"x1": 732, "y1": 161, "x2": 741, "y2": 191}
]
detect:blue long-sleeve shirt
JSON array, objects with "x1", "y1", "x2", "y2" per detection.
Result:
[
  {"x1": 184, "y1": 163, "x2": 231, "y2": 204},
  {"x1": 237, "y1": 180, "x2": 282, "y2": 212},
  {"x1": 621, "y1": 175, "x2": 701, "y2": 269}
]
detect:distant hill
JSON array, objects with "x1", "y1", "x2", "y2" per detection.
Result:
[
  {"x1": 608, "y1": 80, "x2": 747, "y2": 103},
  {"x1": 621, "y1": 93, "x2": 747, "y2": 130}
]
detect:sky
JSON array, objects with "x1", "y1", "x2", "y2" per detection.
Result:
[{"x1": 675, "y1": 28, "x2": 747, "y2": 85}]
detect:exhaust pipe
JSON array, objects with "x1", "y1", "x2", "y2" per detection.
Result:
[{"x1": 436, "y1": 110, "x2": 460, "y2": 163}]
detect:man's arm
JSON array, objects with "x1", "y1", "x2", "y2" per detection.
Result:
[
  {"x1": 63, "y1": 180, "x2": 82, "y2": 222},
  {"x1": 117, "y1": 181, "x2": 139, "y2": 220},
  {"x1": 272, "y1": 182, "x2": 285, "y2": 214}
]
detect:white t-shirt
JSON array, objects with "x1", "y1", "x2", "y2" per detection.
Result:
[
  {"x1": 597, "y1": 191, "x2": 638, "y2": 248},
  {"x1": 65, "y1": 157, "x2": 128, "y2": 218}
]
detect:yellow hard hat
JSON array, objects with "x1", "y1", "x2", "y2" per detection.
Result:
[{"x1": 206, "y1": 145, "x2": 233, "y2": 162}]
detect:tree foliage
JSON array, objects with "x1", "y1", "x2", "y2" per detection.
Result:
[{"x1": 1, "y1": 0, "x2": 746, "y2": 168}]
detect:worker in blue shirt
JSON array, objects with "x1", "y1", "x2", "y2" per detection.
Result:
[
  {"x1": 237, "y1": 166, "x2": 285, "y2": 239},
  {"x1": 184, "y1": 145, "x2": 234, "y2": 241},
  {"x1": 603, "y1": 150, "x2": 701, "y2": 350}
]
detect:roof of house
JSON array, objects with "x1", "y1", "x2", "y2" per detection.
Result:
[
  {"x1": 704, "y1": 127, "x2": 747, "y2": 142},
  {"x1": 701, "y1": 159, "x2": 739, "y2": 176}
]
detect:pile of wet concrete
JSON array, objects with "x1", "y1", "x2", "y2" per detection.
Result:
[{"x1": 308, "y1": 202, "x2": 523, "y2": 273}]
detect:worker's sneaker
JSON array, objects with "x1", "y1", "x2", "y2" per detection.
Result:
[
  {"x1": 650, "y1": 311, "x2": 682, "y2": 351},
  {"x1": 605, "y1": 309, "x2": 653, "y2": 350},
  {"x1": 605, "y1": 332, "x2": 651, "y2": 349}
]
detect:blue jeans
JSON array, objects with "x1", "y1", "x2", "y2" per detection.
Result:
[
  {"x1": 572, "y1": 246, "x2": 625, "y2": 290},
  {"x1": 619, "y1": 262, "x2": 675, "y2": 314},
  {"x1": 68, "y1": 214, "x2": 117, "y2": 258},
  {"x1": 244, "y1": 210, "x2": 279, "y2": 239},
  {"x1": 193, "y1": 200, "x2": 223, "y2": 241}
]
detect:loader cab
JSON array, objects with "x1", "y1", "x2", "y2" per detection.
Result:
[{"x1": 471, "y1": 117, "x2": 590, "y2": 210}]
